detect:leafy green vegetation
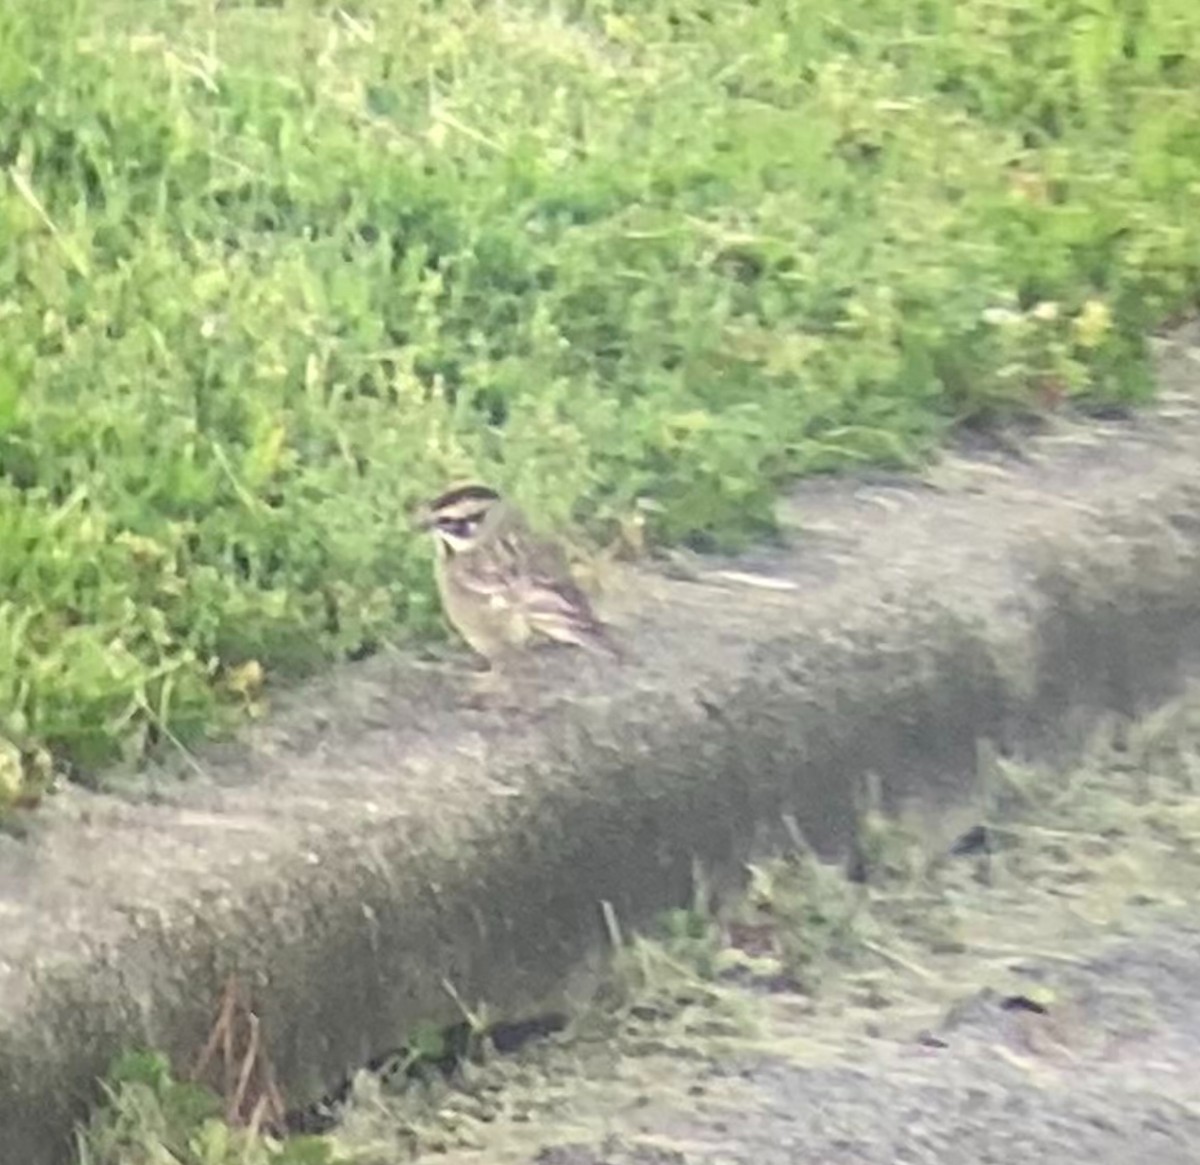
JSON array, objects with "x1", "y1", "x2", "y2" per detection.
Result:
[
  {"x1": 2, "y1": 0, "x2": 1199, "y2": 801},
  {"x1": 75, "y1": 1050, "x2": 336, "y2": 1165}
]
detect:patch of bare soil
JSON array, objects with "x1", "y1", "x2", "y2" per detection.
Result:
[{"x1": 333, "y1": 690, "x2": 1200, "y2": 1165}]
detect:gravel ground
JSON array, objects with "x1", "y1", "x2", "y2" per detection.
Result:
[
  {"x1": 513, "y1": 925, "x2": 1200, "y2": 1165},
  {"x1": 333, "y1": 692, "x2": 1200, "y2": 1165}
]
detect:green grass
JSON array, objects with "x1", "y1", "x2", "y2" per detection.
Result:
[
  {"x1": 2, "y1": 0, "x2": 1200, "y2": 802},
  {"x1": 76, "y1": 1050, "x2": 338, "y2": 1165}
]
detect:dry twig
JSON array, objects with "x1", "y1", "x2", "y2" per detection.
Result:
[{"x1": 191, "y1": 975, "x2": 288, "y2": 1134}]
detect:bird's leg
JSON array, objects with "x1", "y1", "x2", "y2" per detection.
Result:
[{"x1": 462, "y1": 651, "x2": 527, "y2": 711}]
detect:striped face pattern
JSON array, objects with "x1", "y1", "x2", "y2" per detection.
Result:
[{"x1": 422, "y1": 484, "x2": 500, "y2": 554}]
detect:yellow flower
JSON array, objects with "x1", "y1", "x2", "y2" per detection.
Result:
[
  {"x1": 225, "y1": 659, "x2": 265, "y2": 699},
  {"x1": 0, "y1": 738, "x2": 22, "y2": 805},
  {"x1": 1073, "y1": 299, "x2": 1112, "y2": 348}
]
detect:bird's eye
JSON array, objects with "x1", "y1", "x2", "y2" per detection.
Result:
[{"x1": 438, "y1": 516, "x2": 477, "y2": 538}]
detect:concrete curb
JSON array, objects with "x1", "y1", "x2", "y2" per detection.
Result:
[{"x1": 3, "y1": 335, "x2": 1200, "y2": 1163}]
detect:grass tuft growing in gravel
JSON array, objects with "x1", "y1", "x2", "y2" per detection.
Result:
[{"x1": 3, "y1": 0, "x2": 1200, "y2": 800}]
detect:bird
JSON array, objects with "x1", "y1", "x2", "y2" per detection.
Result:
[{"x1": 415, "y1": 482, "x2": 623, "y2": 672}]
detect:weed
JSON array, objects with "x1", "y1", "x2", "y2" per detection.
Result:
[{"x1": 75, "y1": 1050, "x2": 336, "y2": 1165}]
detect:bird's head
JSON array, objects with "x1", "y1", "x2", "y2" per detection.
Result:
[{"x1": 415, "y1": 482, "x2": 503, "y2": 555}]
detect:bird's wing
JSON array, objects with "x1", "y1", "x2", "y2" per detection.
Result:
[
  {"x1": 519, "y1": 573, "x2": 599, "y2": 623},
  {"x1": 454, "y1": 503, "x2": 615, "y2": 646},
  {"x1": 448, "y1": 516, "x2": 544, "y2": 606},
  {"x1": 517, "y1": 541, "x2": 617, "y2": 651}
]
